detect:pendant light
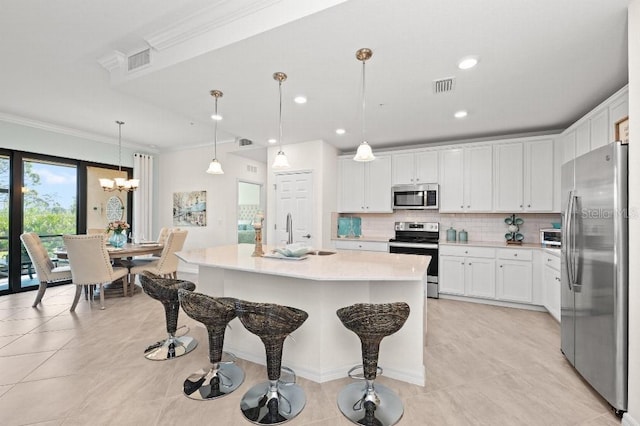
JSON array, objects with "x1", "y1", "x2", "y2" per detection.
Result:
[
  {"x1": 206, "y1": 89, "x2": 225, "y2": 175},
  {"x1": 353, "y1": 48, "x2": 375, "y2": 162},
  {"x1": 272, "y1": 72, "x2": 291, "y2": 170},
  {"x1": 99, "y1": 121, "x2": 140, "y2": 191}
]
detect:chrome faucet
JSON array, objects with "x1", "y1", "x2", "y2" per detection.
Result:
[{"x1": 286, "y1": 213, "x2": 293, "y2": 244}]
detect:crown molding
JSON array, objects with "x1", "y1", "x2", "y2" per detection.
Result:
[
  {"x1": 0, "y1": 112, "x2": 156, "y2": 152},
  {"x1": 144, "y1": 0, "x2": 282, "y2": 51}
]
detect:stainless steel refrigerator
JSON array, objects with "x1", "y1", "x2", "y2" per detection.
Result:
[{"x1": 561, "y1": 141, "x2": 628, "y2": 413}]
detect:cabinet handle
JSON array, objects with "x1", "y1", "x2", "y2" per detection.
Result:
[
  {"x1": 461, "y1": 262, "x2": 465, "y2": 265},
  {"x1": 464, "y1": 251, "x2": 468, "y2": 254},
  {"x1": 555, "y1": 277, "x2": 561, "y2": 281},
  {"x1": 500, "y1": 265, "x2": 503, "y2": 268},
  {"x1": 461, "y1": 205, "x2": 464, "y2": 209},
  {"x1": 410, "y1": 178, "x2": 414, "y2": 182},
  {"x1": 528, "y1": 204, "x2": 531, "y2": 208},
  {"x1": 520, "y1": 205, "x2": 523, "y2": 208},
  {"x1": 547, "y1": 258, "x2": 552, "y2": 262},
  {"x1": 467, "y1": 205, "x2": 470, "y2": 208},
  {"x1": 513, "y1": 253, "x2": 518, "y2": 257},
  {"x1": 416, "y1": 178, "x2": 420, "y2": 181},
  {"x1": 468, "y1": 262, "x2": 472, "y2": 265}
]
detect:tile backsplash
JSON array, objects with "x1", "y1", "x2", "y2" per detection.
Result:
[{"x1": 340, "y1": 211, "x2": 561, "y2": 244}]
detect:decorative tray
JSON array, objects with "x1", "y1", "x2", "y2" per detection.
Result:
[{"x1": 262, "y1": 253, "x2": 308, "y2": 261}]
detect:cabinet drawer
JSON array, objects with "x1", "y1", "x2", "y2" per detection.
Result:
[
  {"x1": 335, "y1": 240, "x2": 389, "y2": 252},
  {"x1": 543, "y1": 253, "x2": 561, "y2": 271},
  {"x1": 440, "y1": 245, "x2": 495, "y2": 258},
  {"x1": 497, "y1": 248, "x2": 533, "y2": 261}
]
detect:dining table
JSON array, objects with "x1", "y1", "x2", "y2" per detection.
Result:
[{"x1": 55, "y1": 242, "x2": 164, "y2": 297}]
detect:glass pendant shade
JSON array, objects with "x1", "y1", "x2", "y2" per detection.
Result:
[
  {"x1": 206, "y1": 158, "x2": 224, "y2": 174},
  {"x1": 272, "y1": 150, "x2": 291, "y2": 169},
  {"x1": 353, "y1": 141, "x2": 375, "y2": 162}
]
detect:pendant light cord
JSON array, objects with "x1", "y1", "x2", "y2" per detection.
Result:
[
  {"x1": 214, "y1": 97, "x2": 218, "y2": 159},
  {"x1": 278, "y1": 79, "x2": 283, "y2": 152},
  {"x1": 116, "y1": 120, "x2": 124, "y2": 172},
  {"x1": 361, "y1": 59, "x2": 366, "y2": 143}
]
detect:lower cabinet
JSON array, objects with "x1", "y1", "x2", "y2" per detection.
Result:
[
  {"x1": 334, "y1": 240, "x2": 389, "y2": 252},
  {"x1": 440, "y1": 245, "x2": 541, "y2": 306},
  {"x1": 542, "y1": 251, "x2": 561, "y2": 321},
  {"x1": 496, "y1": 249, "x2": 533, "y2": 303},
  {"x1": 439, "y1": 246, "x2": 496, "y2": 298}
]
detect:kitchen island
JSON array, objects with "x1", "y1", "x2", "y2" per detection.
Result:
[{"x1": 176, "y1": 243, "x2": 429, "y2": 385}]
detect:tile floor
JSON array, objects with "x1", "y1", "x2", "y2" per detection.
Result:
[{"x1": 0, "y1": 275, "x2": 621, "y2": 425}]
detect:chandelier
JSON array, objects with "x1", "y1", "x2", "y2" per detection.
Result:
[
  {"x1": 206, "y1": 90, "x2": 224, "y2": 174},
  {"x1": 353, "y1": 48, "x2": 376, "y2": 162},
  {"x1": 99, "y1": 120, "x2": 140, "y2": 191}
]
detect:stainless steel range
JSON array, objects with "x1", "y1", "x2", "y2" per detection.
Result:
[{"x1": 389, "y1": 222, "x2": 439, "y2": 298}]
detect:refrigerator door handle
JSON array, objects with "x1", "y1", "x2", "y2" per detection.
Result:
[{"x1": 563, "y1": 191, "x2": 575, "y2": 290}]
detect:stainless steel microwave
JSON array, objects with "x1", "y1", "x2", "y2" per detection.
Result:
[
  {"x1": 540, "y1": 228, "x2": 561, "y2": 247},
  {"x1": 392, "y1": 184, "x2": 439, "y2": 210}
]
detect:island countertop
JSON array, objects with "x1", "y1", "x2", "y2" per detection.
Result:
[{"x1": 176, "y1": 243, "x2": 429, "y2": 282}]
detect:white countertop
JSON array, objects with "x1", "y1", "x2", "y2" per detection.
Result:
[
  {"x1": 439, "y1": 240, "x2": 543, "y2": 249},
  {"x1": 176, "y1": 243, "x2": 429, "y2": 282},
  {"x1": 331, "y1": 235, "x2": 391, "y2": 243}
]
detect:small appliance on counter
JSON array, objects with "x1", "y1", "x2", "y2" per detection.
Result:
[
  {"x1": 540, "y1": 228, "x2": 561, "y2": 247},
  {"x1": 337, "y1": 216, "x2": 362, "y2": 238}
]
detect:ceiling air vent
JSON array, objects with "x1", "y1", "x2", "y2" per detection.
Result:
[
  {"x1": 238, "y1": 138, "x2": 253, "y2": 147},
  {"x1": 127, "y1": 49, "x2": 150, "y2": 71},
  {"x1": 433, "y1": 77, "x2": 456, "y2": 94}
]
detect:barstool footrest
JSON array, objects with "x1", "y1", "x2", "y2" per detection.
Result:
[
  {"x1": 184, "y1": 362, "x2": 245, "y2": 400},
  {"x1": 240, "y1": 380, "x2": 306, "y2": 425},
  {"x1": 144, "y1": 335, "x2": 197, "y2": 361}
]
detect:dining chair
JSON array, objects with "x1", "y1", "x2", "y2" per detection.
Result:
[
  {"x1": 20, "y1": 232, "x2": 73, "y2": 308},
  {"x1": 128, "y1": 229, "x2": 188, "y2": 287},
  {"x1": 63, "y1": 234, "x2": 129, "y2": 311}
]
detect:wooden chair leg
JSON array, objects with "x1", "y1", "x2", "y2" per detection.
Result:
[
  {"x1": 99, "y1": 284, "x2": 105, "y2": 310},
  {"x1": 32, "y1": 282, "x2": 47, "y2": 307},
  {"x1": 122, "y1": 277, "x2": 128, "y2": 297},
  {"x1": 70, "y1": 285, "x2": 82, "y2": 312}
]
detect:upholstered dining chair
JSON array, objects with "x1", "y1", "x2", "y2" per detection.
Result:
[
  {"x1": 128, "y1": 229, "x2": 188, "y2": 287},
  {"x1": 20, "y1": 232, "x2": 73, "y2": 308},
  {"x1": 63, "y1": 234, "x2": 129, "y2": 311}
]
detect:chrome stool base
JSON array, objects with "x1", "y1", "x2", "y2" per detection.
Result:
[
  {"x1": 240, "y1": 381, "x2": 306, "y2": 425},
  {"x1": 144, "y1": 335, "x2": 197, "y2": 361},
  {"x1": 337, "y1": 381, "x2": 403, "y2": 426},
  {"x1": 183, "y1": 362, "x2": 245, "y2": 400}
]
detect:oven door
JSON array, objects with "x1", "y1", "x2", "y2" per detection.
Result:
[{"x1": 389, "y1": 242, "x2": 439, "y2": 298}]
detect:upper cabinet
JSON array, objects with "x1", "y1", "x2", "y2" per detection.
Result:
[
  {"x1": 439, "y1": 145, "x2": 492, "y2": 212},
  {"x1": 392, "y1": 150, "x2": 438, "y2": 185},
  {"x1": 338, "y1": 155, "x2": 392, "y2": 213},
  {"x1": 494, "y1": 138, "x2": 554, "y2": 212},
  {"x1": 558, "y1": 85, "x2": 628, "y2": 165}
]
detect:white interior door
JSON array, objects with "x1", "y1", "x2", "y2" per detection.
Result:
[{"x1": 275, "y1": 172, "x2": 314, "y2": 247}]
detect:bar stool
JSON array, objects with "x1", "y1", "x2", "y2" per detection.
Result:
[
  {"x1": 336, "y1": 302, "x2": 410, "y2": 426},
  {"x1": 178, "y1": 289, "x2": 245, "y2": 400},
  {"x1": 236, "y1": 300, "x2": 308, "y2": 425},
  {"x1": 139, "y1": 271, "x2": 198, "y2": 360}
]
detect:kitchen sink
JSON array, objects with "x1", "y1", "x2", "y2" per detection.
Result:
[{"x1": 308, "y1": 250, "x2": 337, "y2": 256}]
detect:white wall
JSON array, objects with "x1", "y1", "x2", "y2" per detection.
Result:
[
  {"x1": 238, "y1": 181, "x2": 261, "y2": 205},
  {"x1": 157, "y1": 142, "x2": 267, "y2": 272},
  {"x1": 625, "y1": 1, "x2": 639, "y2": 425},
  {"x1": 266, "y1": 139, "x2": 338, "y2": 249}
]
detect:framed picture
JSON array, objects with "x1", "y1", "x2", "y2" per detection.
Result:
[
  {"x1": 173, "y1": 191, "x2": 207, "y2": 226},
  {"x1": 615, "y1": 116, "x2": 629, "y2": 144}
]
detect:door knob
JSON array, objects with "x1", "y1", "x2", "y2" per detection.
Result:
[{"x1": 302, "y1": 234, "x2": 311, "y2": 238}]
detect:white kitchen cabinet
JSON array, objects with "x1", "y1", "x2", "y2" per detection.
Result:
[
  {"x1": 542, "y1": 251, "x2": 561, "y2": 322},
  {"x1": 439, "y1": 245, "x2": 496, "y2": 298},
  {"x1": 334, "y1": 240, "x2": 388, "y2": 252},
  {"x1": 560, "y1": 130, "x2": 576, "y2": 165},
  {"x1": 392, "y1": 150, "x2": 438, "y2": 185},
  {"x1": 590, "y1": 108, "x2": 609, "y2": 150},
  {"x1": 439, "y1": 145, "x2": 492, "y2": 212},
  {"x1": 493, "y1": 139, "x2": 553, "y2": 212},
  {"x1": 338, "y1": 155, "x2": 392, "y2": 213},
  {"x1": 496, "y1": 248, "x2": 533, "y2": 303},
  {"x1": 575, "y1": 120, "x2": 590, "y2": 158},
  {"x1": 609, "y1": 89, "x2": 629, "y2": 142}
]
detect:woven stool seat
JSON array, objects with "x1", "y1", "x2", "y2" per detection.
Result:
[
  {"x1": 236, "y1": 300, "x2": 308, "y2": 425},
  {"x1": 178, "y1": 290, "x2": 244, "y2": 400},
  {"x1": 140, "y1": 272, "x2": 197, "y2": 360},
  {"x1": 336, "y1": 302, "x2": 410, "y2": 426}
]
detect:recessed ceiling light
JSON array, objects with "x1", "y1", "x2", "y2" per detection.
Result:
[
  {"x1": 336, "y1": 128, "x2": 346, "y2": 135},
  {"x1": 454, "y1": 110, "x2": 468, "y2": 119},
  {"x1": 211, "y1": 114, "x2": 223, "y2": 121},
  {"x1": 458, "y1": 56, "x2": 479, "y2": 70},
  {"x1": 294, "y1": 96, "x2": 307, "y2": 104},
  {"x1": 268, "y1": 138, "x2": 277, "y2": 144}
]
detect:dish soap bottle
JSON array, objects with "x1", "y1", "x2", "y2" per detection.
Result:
[{"x1": 446, "y1": 227, "x2": 457, "y2": 242}]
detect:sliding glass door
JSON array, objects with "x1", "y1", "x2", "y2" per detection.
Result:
[
  {"x1": 0, "y1": 156, "x2": 9, "y2": 291},
  {"x1": 20, "y1": 158, "x2": 77, "y2": 289}
]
